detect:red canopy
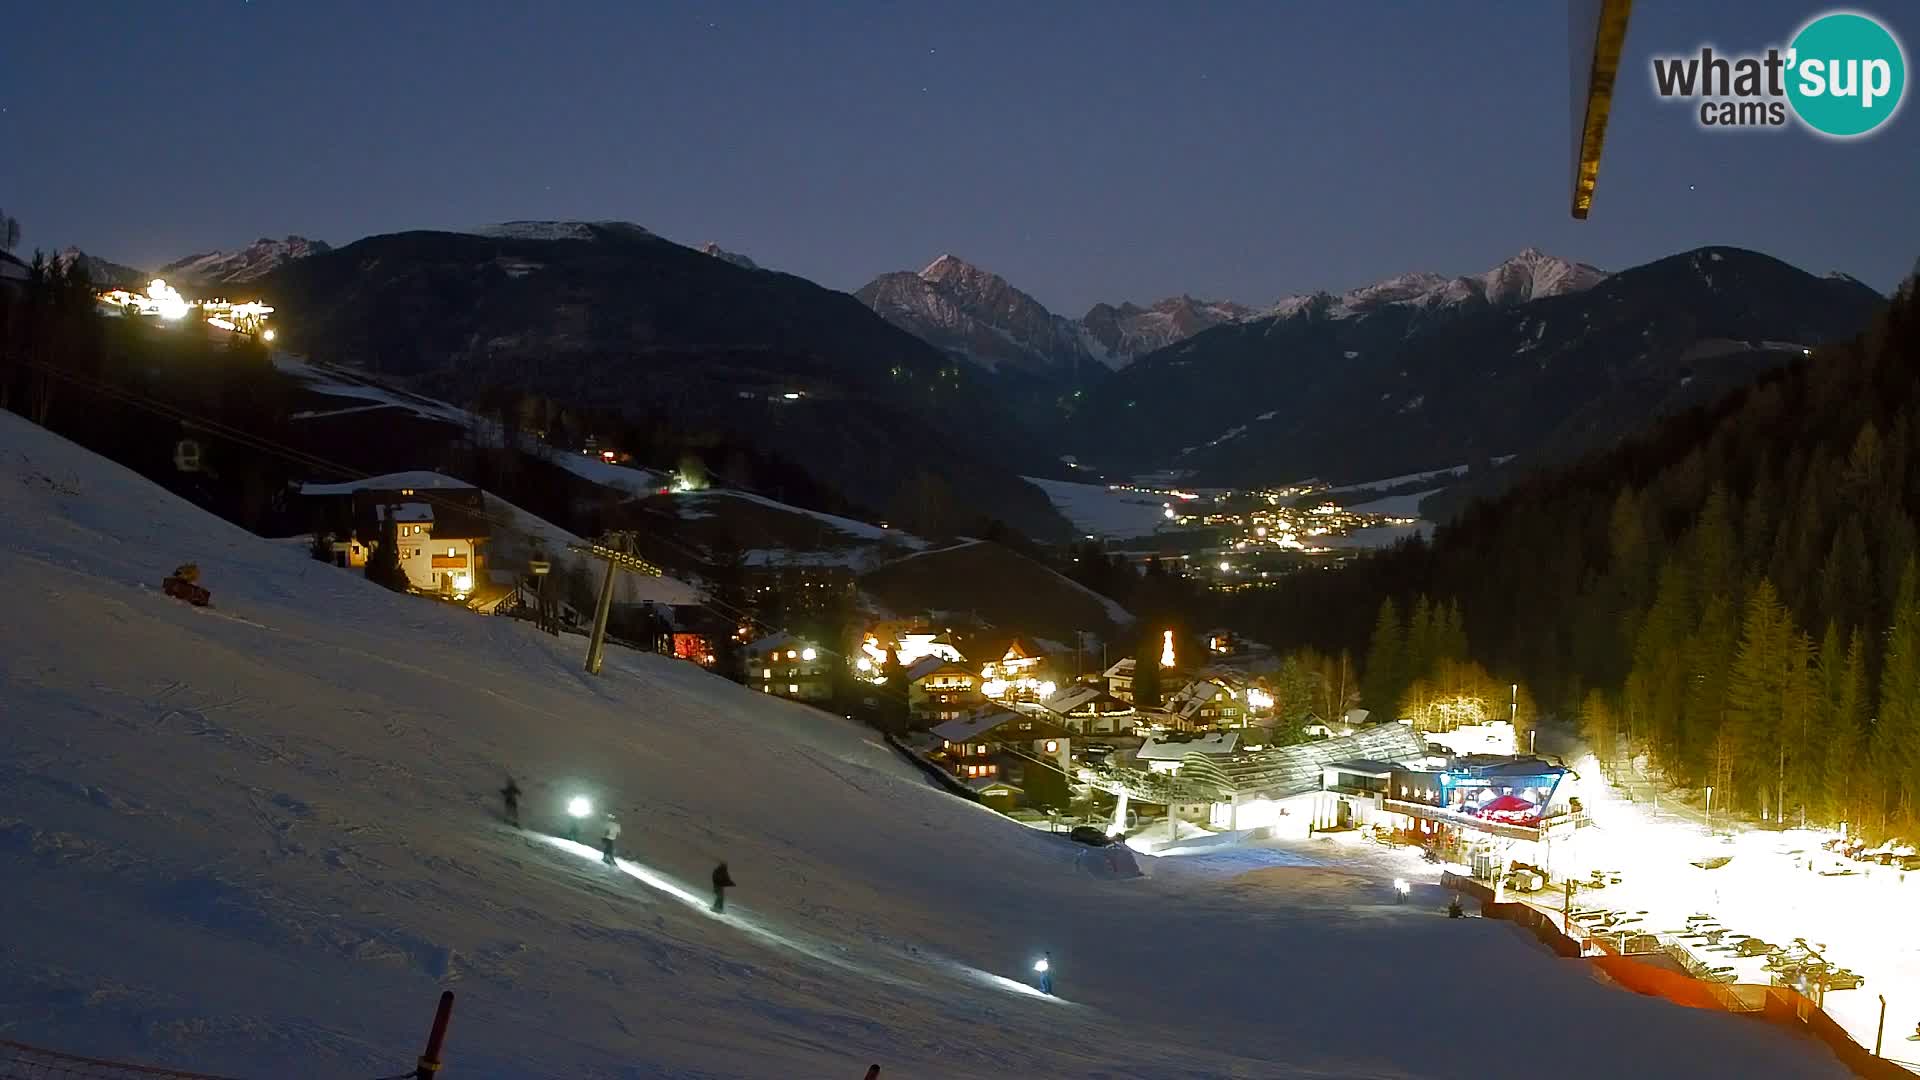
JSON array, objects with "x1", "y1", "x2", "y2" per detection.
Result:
[{"x1": 1479, "y1": 794, "x2": 1535, "y2": 814}]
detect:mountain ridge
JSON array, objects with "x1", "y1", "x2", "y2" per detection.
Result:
[
  {"x1": 858, "y1": 249, "x2": 1608, "y2": 378},
  {"x1": 1068, "y1": 245, "x2": 1885, "y2": 491}
]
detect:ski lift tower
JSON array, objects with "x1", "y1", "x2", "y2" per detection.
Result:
[
  {"x1": 1569, "y1": 0, "x2": 1634, "y2": 219},
  {"x1": 568, "y1": 530, "x2": 664, "y2": 675}
]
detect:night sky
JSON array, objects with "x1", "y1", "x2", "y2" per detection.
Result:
[{"x1": 4, "y1": 1, "x2": 1914, "y2": 312}]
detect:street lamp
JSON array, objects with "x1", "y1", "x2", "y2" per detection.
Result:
[{"x1": 567, "y1": 795, "x2": 592, "y2": 842}]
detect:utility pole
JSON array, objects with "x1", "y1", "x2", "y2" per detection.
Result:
[
  {"x1": 1875, "y1": 993, "x2": 1886, "y2": 1056},
  {"x1": 570, "y1": 531, "x2": 665, "y2": 675}
]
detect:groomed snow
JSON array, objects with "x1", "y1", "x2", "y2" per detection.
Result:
[
  {"x1": 1022, "y1": 476, "x2": 1170, "y2": 540},
  {"x1": 0, "y1": 412, "x2": 1847, "y2": 1079}
]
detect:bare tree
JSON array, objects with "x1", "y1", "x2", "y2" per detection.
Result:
[{"x1": 0, "y1": 210, "x2": 18, "y2": 253}]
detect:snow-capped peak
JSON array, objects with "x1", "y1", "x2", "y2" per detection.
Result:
[
  {"x1": 157, "y1": 236, "x2": 330, "y2": 286},
  {"x1": 1268, "y1": 250, "x2": 1606, "y2": 320},
  {"x1": 919, "y1": 253, "x2": 995, "y2": 288},
  {"x1": 701, "y1": 242, "x2": 760, "y2": 271}
]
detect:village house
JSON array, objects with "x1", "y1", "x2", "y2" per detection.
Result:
[
  {"x1": 308, "y1": 483, "x2": 491, "y2": 599},
  {"x1": 646, "y1": 603, "x2": 732, "y2": 667},
  {"x1": 931, "y1": 709, "x2": 1073, "y2": 812},
  {"x1": 906, "y1": 658, "x2": 983, "y2": 724},
  {"x1": 1033, "y1": 684, "x2": 1137, "y2": 736},
  {"x1": 979, "y1": 637, "x2": 1060, "y2": 705},
  {"x1": 1165, "y1": 675, "x2": 1247, "y2": 730},
  {"x1": 746, "y1": 631, "x2": 836, "y2": 702},
  {"x1": 1103, "y1": 657, "x2": 1135, "y2": 701}
]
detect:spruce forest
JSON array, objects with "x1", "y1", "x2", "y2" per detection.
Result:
[{"x1": 1249, "y1": 276, "x2": 1920, "y2": 840}]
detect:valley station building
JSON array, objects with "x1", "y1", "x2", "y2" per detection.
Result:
[{"x1": 1120, "y1": 723, "x2": 1590, "y2": 877}]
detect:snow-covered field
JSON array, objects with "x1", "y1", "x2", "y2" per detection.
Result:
[
  {"x1": 0, "y1": 412, "x2": 1849, "y2": 1078},
  {"x1": 1345, "y1": 488, "x2": 1442, "y2": 518},
  {"x1": 1325, "y1": 465, "x2": 1470, "y2": 495},
  {"x1": 1022, "y1": 476, "x2": 1172, "y2": 540}
]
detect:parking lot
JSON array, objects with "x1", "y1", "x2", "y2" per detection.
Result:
[{"x1": 1518, "y1": 755, "x2": 1920, "y2": 1069}]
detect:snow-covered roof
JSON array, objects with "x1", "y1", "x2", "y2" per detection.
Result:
[
  {"x1": 1138, "y1": 732, "x2": 1240, "y2": 762},
  {"x1": 1040, "y1": 685, "x2": 1132, "y2": 717},
  {"x1": 905, "y1": 657, "x2": 971, "y2": 683},
  {"x1": 967, "y1": 775, "x2": 1022, "y2": 794},
  {"x1": 932, "y1": 710, "x2": 1021, "y2": 745},
  {"x1": 1103, "y1": 657, "x2": 1136, "y2": 679},
  {"x1": 746, "y1": 631, "x2": 831, "y2": 657},
  {"x1": 1166, "y1": 678, "x2": 1236, "y2": 721}
]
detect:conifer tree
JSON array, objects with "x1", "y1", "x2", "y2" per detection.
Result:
[
  {"x1": 1362, "y1": 597, "x2": 1403, "y2": 717},
  {"x1": 1132, "y1": 633, "x2": 1163, "y2": 710},
  {"x1": 1405, "y1": 595, "x2": 1435, "y2": 686},
  {"x1": 1877, "y1": 558, "x2": 1920, "y2": 820},
  {"x1": 365, "y1": 520, "x2": 411, "y2": 593}
]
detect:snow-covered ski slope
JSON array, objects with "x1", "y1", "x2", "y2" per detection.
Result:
[{"x1": 0, "y1": 412, "x2": 1845, "y2": 1079}]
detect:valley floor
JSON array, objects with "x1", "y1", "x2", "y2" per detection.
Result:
[{"x1": 0, "y1": 410, "x2": 1850, "y2": 1079}]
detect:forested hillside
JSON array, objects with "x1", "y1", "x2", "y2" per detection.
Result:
[{"x1": 1246, "y1": 276, "x2": 1920, "y2": 839}]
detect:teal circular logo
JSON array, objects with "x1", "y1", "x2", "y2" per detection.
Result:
[{"x1": 1787, "y1": 12, "x2": 1907, "y2": 137}]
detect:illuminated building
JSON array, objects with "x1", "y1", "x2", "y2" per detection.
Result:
[{"x1": 744, "y1": 632, "x2": 835, "y2": 702}]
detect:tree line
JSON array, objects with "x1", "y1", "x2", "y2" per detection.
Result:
[{"x1": 1244, "y1": 277, "x2": 1920, "y2": 838}]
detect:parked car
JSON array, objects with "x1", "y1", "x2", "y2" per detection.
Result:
[
  {"x1": 1825, "y1": 969, "x2": 1866, "y2": 990},
  {"x1": 1897, "y1": 854, "x2": 1920, "y2": 871},
  {"x1": 1068, "y1": 825, "x2": 1114, "y2": 847},
  {"x1": 1735, "y1": 938, "x2": 1778, "y2": 957}
]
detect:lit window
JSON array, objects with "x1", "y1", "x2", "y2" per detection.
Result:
[
  {"x1": 763, "y1": 668, "x2": 772, "y2": 679},
  {"x1": 942, "y1": 739, "x2": 950, "y2": 749},
  {"x1": 787, "y1": 650, "x2": 797, "y2": 660},
  {"x1": 1045, "y1": 740, "x2": 1058, "y2": 753},
  {"x1": 447, "y1": 547, "x2": 456, "y2": 558},
  {"x1": 976, "y1": 744, "x2": 987, "y2": 755},
  {"x1": 788, "y1": 684, "x2": 798, "y2": 694},
  {"x1": 801, "y1": 647, "x2": 817, "y2": 661},
  {"x1": 761, "y1": 685, "x2": 770, "y2": 693}
]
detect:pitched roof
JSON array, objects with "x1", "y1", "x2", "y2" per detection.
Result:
[
  {"x1": 906, "y1": 657, "x2": 973, "y2": 683},
  {"x1": 746, "y1": 631, "x2": 834, "y2": 657},
  {"x1": 1040, "y1": 685, "x2": 1133, "y2": 717},
  {"x1": 1166, "y1": 678, "x2": 1238, "y2": 721},
  {"x1": 1103, "y1": 657, "x2": 1136, "y2": 679},
  {"x1": 933, "y1": 710, "x2": 1022, "y2": 744},
  {"x1": 1138, "y1": 732, "x2": 1239, "y2": 761},
  {"x1": 968, "y1": 776, "x2": 1023, "y2": 794}
]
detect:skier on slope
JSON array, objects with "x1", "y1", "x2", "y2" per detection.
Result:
[
  {"x1": 500, "y1": 776, "x2": 522, "y2": 828},
  {"x1": 711, "y1": 862, "x2": 735, "y2": 913},
  {"x1": 601, "y1": 813, "x2": 622, "y2": 866}
]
